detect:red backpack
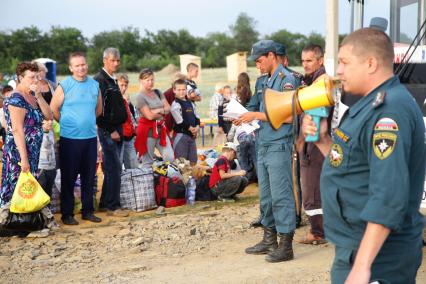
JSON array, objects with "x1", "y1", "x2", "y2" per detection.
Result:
[
  {"x1": 122, "y1": 99, "x2": 135, "y2": 139},
  {"x1": 154, "y1": 175, "x2": 186, "y2": 208}
]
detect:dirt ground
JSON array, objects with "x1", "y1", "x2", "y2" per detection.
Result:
[{"x1": 0, "y1": 184, "x2": 425, "y2": 284}]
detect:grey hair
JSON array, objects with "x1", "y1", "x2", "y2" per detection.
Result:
[
  {"x1": 32, "y1": 61, "x2": 48, "y2": 72},
  {"x1": 103, "y1": 47, "x2": 120, "y2": 59}
]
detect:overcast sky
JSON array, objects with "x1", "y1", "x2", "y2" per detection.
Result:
[{"x1": 0, "y1": 0, "x2": 418, "y2": 39}]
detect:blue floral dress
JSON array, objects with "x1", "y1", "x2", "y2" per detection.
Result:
[{"x1": 0, "y1": 92, "x2": 44, "y2": 206}]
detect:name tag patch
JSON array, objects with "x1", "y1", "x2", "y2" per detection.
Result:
[
  {"x1": 373, "y1": 132, "x2": 397, "y2": 160},
  {"x1": 334, "y1": 128, "x2": 350, "y2": 143}
]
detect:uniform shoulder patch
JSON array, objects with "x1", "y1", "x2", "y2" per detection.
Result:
[
  {"x1": 373, "y1": 132, "x2": 397, "y2": 160},
  {"x1": 372, "y1": 91, "x2": 387, "y2": 108},
  {"x1": 292, "y1": 71, "x2": 303, "y2": 79},
  {"x1": 282, "y1": 82, "x2": 294, "y2": 90},
  {"x1": 374, "y1": 118, "x2": 399, "y2": 131},
  {"x1": 329, "y1": 143, "x2": 344, "y2": 167}
]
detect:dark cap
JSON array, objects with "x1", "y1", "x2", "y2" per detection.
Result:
[
  {"x1": 248, "y1": 40, "x2": 276, "y2": 61},
  {"x1": 274, "y1": 42, "x2": 287, "y2": 56}
]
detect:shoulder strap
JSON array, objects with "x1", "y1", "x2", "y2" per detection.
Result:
[{"x1": 154, "y1": 89, "x2": 161, "y2": 99}]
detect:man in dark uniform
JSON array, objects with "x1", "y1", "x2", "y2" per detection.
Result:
[
  {"x1": 274, "y1": 42, "x2": 303, "y2": 86},
  {"x1": 302, "y1": 28, "x2": 425, "y2": 284},
  {"x1": 238, "y1": 40, "x2": 300, "y2": 263},
  {"x1": 248, "y1": 59, "x2": 268, "y2": 228}
]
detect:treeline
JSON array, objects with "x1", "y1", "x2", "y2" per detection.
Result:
[{"x1": 0, "y1": 13, "x2": 325, "y2": 75}]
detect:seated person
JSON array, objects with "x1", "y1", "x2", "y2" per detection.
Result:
[
  {"x1": 209, "y1": 142, "x2": 248, "y2": 201},
  {"x1": 227, "y1": 125, "x2": 257, "y2": 182}
]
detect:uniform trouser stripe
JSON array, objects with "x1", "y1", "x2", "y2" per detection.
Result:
[{"x1": 305, "y1": 208, "x2": 323, "y2": 216}]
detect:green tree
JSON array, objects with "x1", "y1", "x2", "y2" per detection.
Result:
[
  {"x1": 268, "y1": 29, "x2": 307, "y2": 65},
  {"x1": 8, "y1": 26, "x2": 47, "y2": 61},
  {"x1": 305, "y1": 32, "x2": 325, "y2": 49},
  {"x1": 46, "y1": 26, "x2": 87, "y2": 74},
  {"x1": 88, "y1": 27, "x2": 145, "y2": 72},
  {"x1": 229, "y1": 13, "x2": 259, "y2": 52},
  {"x1": 197, "y1": 32, "x2": 236, "y2": 67}
]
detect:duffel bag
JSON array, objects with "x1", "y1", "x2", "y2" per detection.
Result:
[
  {"x1": 195, "y1": 176, "x2": 217, "y2": 201},
  {"x1": 120, "y1": 168, "x2": 156, "y2": 212},
  {"x1": 154, "y1": 175, "x2": 186, "y2": 208}
]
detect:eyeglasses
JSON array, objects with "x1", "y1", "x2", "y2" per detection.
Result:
[{"x1": 24, "y1": 75, "x2": 41, "y2": 81}]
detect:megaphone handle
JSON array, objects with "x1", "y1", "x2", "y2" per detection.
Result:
[{"x1": 305, "y1": 115, "x2": 321, "y2": 142}]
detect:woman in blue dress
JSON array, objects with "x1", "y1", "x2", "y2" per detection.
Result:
[{"x1": 0, "y1": 62, "x2": 52, "y2": 206}]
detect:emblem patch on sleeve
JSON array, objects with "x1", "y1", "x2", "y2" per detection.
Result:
[
  {"x1": 373, "y1": 132, "x2": 397, "y2": 160},
  {"x1": 283, "y1": 83, "x2": 294, "y2": 90},
  {"x1": 329, "y1": 143, "x2": 343, "y2": 167},
  {"x1": 374, "y1": 118, "x2": 398, "y2": 131}
]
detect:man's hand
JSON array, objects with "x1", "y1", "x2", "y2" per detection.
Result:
[
  {"x1": 302, "y1": 115, "x2": 329, "y2": 139},
  {"x1": 238, "y1": 170, "x2": 246, "y2": 176},
  {"x1": 301, "y1": 114, "x2": 332, "y2": 156},
  {"x1": 345, "y1": 266, "x2": 370, "y2": 284},
  {"x1": 239, "y1": 112, "x2": 257, "y2": 124},
  {"x1": 111, "y1": 130, "x2": 121, "y2": 142},
  {"x1": 301, "y1": 114, "x2": 318, "y2": 137}
]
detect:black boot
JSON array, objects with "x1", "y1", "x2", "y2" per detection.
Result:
[
  {"x1": 250, "y1": 214, "x2": 263, "y2": 228},
  {"x1": 265, "y1": 232, "x2": 294, "y2": 262},
  {"x1": 245, "y1": 227, "x2": 278, "y2": 254}
]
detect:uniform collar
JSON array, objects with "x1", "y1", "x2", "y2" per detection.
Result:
[
  {"x1": 267, "y1": 64, "x2": 285, "y2": 88},
  {"x1": 348, "y1": 76, "x2": 399, "y2": 118}
]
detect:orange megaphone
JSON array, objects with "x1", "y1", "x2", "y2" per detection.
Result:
[{"x1": 264, "y1": 77, "x2": 340, "y2": 130}]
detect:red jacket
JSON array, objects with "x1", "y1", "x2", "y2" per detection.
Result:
[
  {"x1": 122, "y1": 99, "x2": 135, "y2": 140},
  {"x1": 134, "y1": 117, "x2": 167, "y2": 157}
]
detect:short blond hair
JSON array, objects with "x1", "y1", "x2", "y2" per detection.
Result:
[
  {"x1": 341, "y1": 28, "x2": 394, "y2": 70},
  {"x1": 172, "y1": 72, "x2": 186, "y2": 82},
  {"x1": 117, "y1": 73, "x2": 129, "y2": 83}
]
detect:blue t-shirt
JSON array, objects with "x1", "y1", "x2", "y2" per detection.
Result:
[{"x1": 59, "y1": 76, "x2": 99, "y2": 139}]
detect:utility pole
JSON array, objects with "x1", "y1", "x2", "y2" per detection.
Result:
[{"x1": 325, "y1": 0, "x2": 339, "y2": 76}]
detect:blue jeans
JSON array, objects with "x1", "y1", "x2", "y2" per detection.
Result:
[
  {"x1": 121, "y1": 137, "x2": 138, "y2": 169},
  {"x1": 237, "y1": 134, "x2": 256, "y2": 181},
  {"x1": 257, "y1": 143, "x2": 295, "y2": 233},
  {"x1": 98, "y1": 128, "x2": 123, "y2": 210}
]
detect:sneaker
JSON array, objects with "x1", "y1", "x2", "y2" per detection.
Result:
[
  {"x1": 27, "y1": 228, "x2": 50, "y2": 238},
  {"x1": 106, "y1": 208, "x2": 129, "y2": 217},
  {"x1": 82, "y1": 213, "x2": 102, "y2": 223},
  {"x1": 218, "y1": 196, "x2": 235, "y2": 203},
  {"x1": 61, "y1": 215, "x2": 79, "y2": 225},
  {"x1": 155, "y1": 206, "x2": 166, "y2": 215}
]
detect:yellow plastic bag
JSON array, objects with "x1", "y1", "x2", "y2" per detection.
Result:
[{"x1": 10, "y1": 172, "x2": 51, "y2": 213}]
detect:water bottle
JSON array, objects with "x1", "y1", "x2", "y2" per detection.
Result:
[{"x1": 187, "y1": 176, "x2": 196, "y2": 206}]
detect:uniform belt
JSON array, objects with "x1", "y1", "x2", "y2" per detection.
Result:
[{"x1": 258, "y1": 136, "x2": 293, "y2": 147}]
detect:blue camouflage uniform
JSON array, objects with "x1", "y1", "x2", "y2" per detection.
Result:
[
  {"x1": 320, "y1": 76, "x2": 425, "y2": 284},
  {"x1": 246, "y1": 64, "x2": 300, "y2": 233}
]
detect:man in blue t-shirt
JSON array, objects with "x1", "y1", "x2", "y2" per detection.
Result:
[{"x1": 50, "y1": 52, "x2": 103, "y2": 225}]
